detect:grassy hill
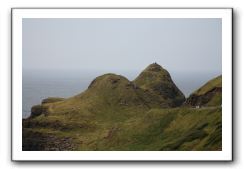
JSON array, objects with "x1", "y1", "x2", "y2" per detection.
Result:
[
  {"x1": 22, "y1": 64, "x2": 222, "y2": 151},
  {"x1": 134, "y1": 63, "x2": 185, "y2": 107},
  {"x1": 184, "y1": 75, "x2": 222, "y2": 107}
]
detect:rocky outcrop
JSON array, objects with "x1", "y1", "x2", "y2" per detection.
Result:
[
  {"x1": 184, "y1": 87, "x2": 221, "y2": 107},
  {"x1": 22, "y1": 130, "x2": 76, "y2": 151},
  {"x1": 30, "y1": 104, "x2": 49, "y2": 118},
  {"x1": 30, "y1": 97, "x2": 64, "y2": 118},
  {"x1": 184, "y1": 76, "x2": 222, "y2": 107}
]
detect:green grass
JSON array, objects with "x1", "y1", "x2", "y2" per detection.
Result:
[
  {"x1": 23, "y1": 107, "x2": 222, "y2": 151},
  {"x1": 134, "y1": 63, "x2": 185, "y2": 107},
  {"x1": 185, "y1": 75, "x2": 222, "y2": 107},
  {"x1": 22, "y1": 64, "x2": 222, "y2": 151},
  {"x1": 193, "y1": 75, "x2": 222, "y2": 96}
]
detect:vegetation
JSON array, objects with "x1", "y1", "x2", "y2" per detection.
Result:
[
  {"x1": 134, "y1": 63, "x2": 185, "y2": 107},
  {"x1": 23, "y1": 63, "x2": 222, "y2": 151},
  {"x1": 41, "y1": 97, "x2": 65, "y2": 104},
  {"x1": 184, "y1": 75, "x2": 222, "y2": 107},
  {"x1": 193, "y1": 75, "x2": 222, "y2": 96}
]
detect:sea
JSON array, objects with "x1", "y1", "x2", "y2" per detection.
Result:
[{"x1": 22, "y1": 71, "x2": 220, "y2": 118}]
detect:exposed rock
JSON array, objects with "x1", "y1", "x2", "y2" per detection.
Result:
[
  {"x1": 184, "y1": 76, "x2": 222, "y2": 107},
  {"x1": 22, "y1": 130, "x2": 76, "y2": 151},
  {"x1": 30, "y1": 105, "x2": 49, "y2": 118}
]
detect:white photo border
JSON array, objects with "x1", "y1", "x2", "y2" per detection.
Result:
[{"x1": 11, "y1": 8, "x2": 233, "y2": 161}]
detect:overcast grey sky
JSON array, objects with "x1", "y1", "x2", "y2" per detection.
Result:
[{"x1": 23, "y1": 18, "x2": 222, "y2": 75}]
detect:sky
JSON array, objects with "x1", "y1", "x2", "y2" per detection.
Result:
[{"x1": 23, "y1": 18, "x2": 222, "y2": 76}]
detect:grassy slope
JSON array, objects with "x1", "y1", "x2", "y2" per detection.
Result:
[
  {"x1": 185, "y1": 75, "x2": 222, "y2": 107},
  {"x1": 82, "y1": 107, "x2": 222, "y2": 151},
  {"x1": 23, "y1": 66, "x2": 221, "y2": 151},
  {"x1": 23, "y1": 106, "x2": 221, "y2": 151},
  {"x1": 193, "y1": 75, "x2": 222, "y2": 96}
]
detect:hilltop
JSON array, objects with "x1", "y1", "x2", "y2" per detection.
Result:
[
  {"x1": 22, "y1": 63, "x2": 222, "y2": 151},
  {"x1": 134, "y1": 63, "x2": 185, "y2": 107}
]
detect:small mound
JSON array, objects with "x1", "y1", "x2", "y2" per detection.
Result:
[
  {"x1": 88, "y1": 73, "x2": 130, "y2": 89},
  {"x1": 42, "y1": 97, "x2": 65, "y2": 104}
]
